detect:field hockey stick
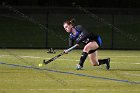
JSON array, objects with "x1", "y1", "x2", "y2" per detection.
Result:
[{"x1": 39, "y1": 44, "x2": 78, "y2": 66}]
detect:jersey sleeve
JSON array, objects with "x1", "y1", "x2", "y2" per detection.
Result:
[{"x1": 69, "y1": 36, "x2": 74, "y2": 47}]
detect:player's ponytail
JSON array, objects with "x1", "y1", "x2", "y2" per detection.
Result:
[
  {"x1": 69, "y1": 18, "x2": 75, "y2": 25},
  {"x1": 64, "y1": 18, "x2": 75, "y2": 26}
]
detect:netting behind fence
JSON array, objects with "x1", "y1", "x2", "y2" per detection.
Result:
[{"x1": 0, "y1": 7, "x2": 140, "y2": 49}]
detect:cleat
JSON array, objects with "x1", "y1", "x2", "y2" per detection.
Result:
[
  {"x1": 76, "y1": 64, "x2": 83, "y2": 70},
  {"x1": 106, "y1": 58, "x2": 110, "y2": 70}
]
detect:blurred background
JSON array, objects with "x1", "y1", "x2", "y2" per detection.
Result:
[{"x1": 0, "y1": 0, "x2": 140, "y2": 49}]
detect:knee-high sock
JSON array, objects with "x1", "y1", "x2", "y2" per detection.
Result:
[{"x1": 79, "y1": 52, "x2": 88, "y2": 67}]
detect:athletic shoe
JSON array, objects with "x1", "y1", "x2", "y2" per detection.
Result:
[
  {"x1": 106, "y1": 58, "x2": 110, "y2": 70},
  {"x1": 76, "y1": 64, "x2": 83, "y2": 70}
]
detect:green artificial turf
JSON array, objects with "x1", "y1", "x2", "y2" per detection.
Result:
[{"x1": 0, "y1": 49, "x2": 140, "y2": 93}]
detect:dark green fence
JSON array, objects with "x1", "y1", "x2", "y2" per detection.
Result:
[{"x1": 0, "y1": 7, "x2": 140, "y2": 49}]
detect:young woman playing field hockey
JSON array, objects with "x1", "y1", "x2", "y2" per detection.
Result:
[{"x1": 63, "y1": 18, "x2": 110, "y2": 70}]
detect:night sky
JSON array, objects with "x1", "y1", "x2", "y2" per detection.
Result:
[{"x1": 1, "y1": 0, "x2": 140, "y2": 8}]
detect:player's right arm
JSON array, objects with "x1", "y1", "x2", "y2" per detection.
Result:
[{"x1": 69, "y1": 36, "x2": 74, "y2": 47}]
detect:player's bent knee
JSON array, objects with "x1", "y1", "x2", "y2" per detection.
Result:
[
  {"x1": 92, "y1": 64, "x2": 97, "y2": 66},
  {"x1": 83, "y1": 46, "x2": 90, "y2": 52},
  {"x1": 91, "y1": 61, "x2": 99, "y2": 66}
]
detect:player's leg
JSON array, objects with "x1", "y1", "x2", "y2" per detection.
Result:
[
  {"x1": 88, "y1": 51, "x2": 99, "y2": 66},
  {"x1": 76, "y1": 41, "x2": 98, "y2": 70},
  {"x1": 76, "y1": 52, "x2": 88, "y2": 70},
  {"x1": 88, "y1": 52, "x2": 110, "y2": 70},
  {"x1": 85, "y1": 41, "x2": 110, "y2": 70},
  {"x1": 98, "y1": 58, "x2": 110, "y2": 70}
]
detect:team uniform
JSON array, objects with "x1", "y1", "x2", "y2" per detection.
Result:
[
  {"x1": 69, "y1": 25, "x2": 110, "y2": 70},
  {"x1": 69, "y1": 25, "x2": 102, "y2": 53}
]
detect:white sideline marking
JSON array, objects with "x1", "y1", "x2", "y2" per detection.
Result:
[
  {"x1": 112, "y1": 62, "x2": 140, "y2": 64},
  {"x1": 102, "y1": 56, "x2": 140, "y2": 58},
  {"x1": 0, "y1": 89, "x2": 86, "y2": 91},
  {"x1": 0, "y1": 89, "x2": 139, "y2": 91},
  {"x1": 0, "y1": 55, "x2": 79, "y2": 61},
  {"x1": 20, "y1": 56, "x2": 42, "y2": 59},
  {"x1": 1, "y1": 54, "x2": 140, "y2": 58},
  {"x1": 0, "y1": 55, "x2": 140, "y2": 58},
  {"x1": 19, "y1": 56, "x2": 80, "y2": 61},
  {"x1": 0, "y1": 55, "x2": 10, "y2": 57},
  {"x1": 134, "y1": 63, "x2": 140, "y2": 64},
  {"x1": 0, "y1": 55, "x2": 140, "y2": 64},
  {"x1": 0, "y1": 79, "x2": 104, "y2": 83},
  {"x1": 123, "y1": 72, "x2": 140, "y2": 77}
]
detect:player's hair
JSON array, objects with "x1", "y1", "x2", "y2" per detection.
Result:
[{"x1": 63, "y1": 18, "x2": 75, "y2": 26}]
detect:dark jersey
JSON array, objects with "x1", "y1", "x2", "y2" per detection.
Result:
[{"x1": 69, "y1": 25, "x2": 101, "y2": 47}]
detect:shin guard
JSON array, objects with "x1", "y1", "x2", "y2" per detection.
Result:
[{"x1": 79, "y1": 52, "x2": 88, "y2": 67}]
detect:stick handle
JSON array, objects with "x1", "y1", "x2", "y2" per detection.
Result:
[{"x1": 64, "y1": 44, "x2": 78, "y2": 53}]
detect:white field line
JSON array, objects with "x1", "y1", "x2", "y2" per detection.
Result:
[
  {"x1": 102, "y1": 56, "x2": 140, "y2": 58},
  {"x1": 0, "y1": 79, "x2": 105, "y2": 83},
  {"x1": 0, "y1": 55, "x2": 140, "y2": 64},
  {"x1": 134, "y1": 63, "x2": 140, "y2": 64},
  {"x1": 0, "y1": 55, "x2": 10, "y2": 57},
  {"x1": 0, "y1": 89, "x2": 139, "y2": 91},
  {"x1": 19, "y1": 55, "x2": 80, "y2": 61},
  {"x1": 122, "y1": 72, "x2": 140, "y2": 77},
  {"x1": 0, "y1": 89, "x2": 86, "y2": 91},
  {"x1": 111, "y1": 62, "x2": 140, "y2": 64},
  {"x1": 0, "y1": 54, "x2": 140, "y2": 58},
  {"x1": 20, "y1": 56, "x2": 42, "y2": 59},
  {"x1": 0, "y1": 55, "x2": 79, "y2": 61}
]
